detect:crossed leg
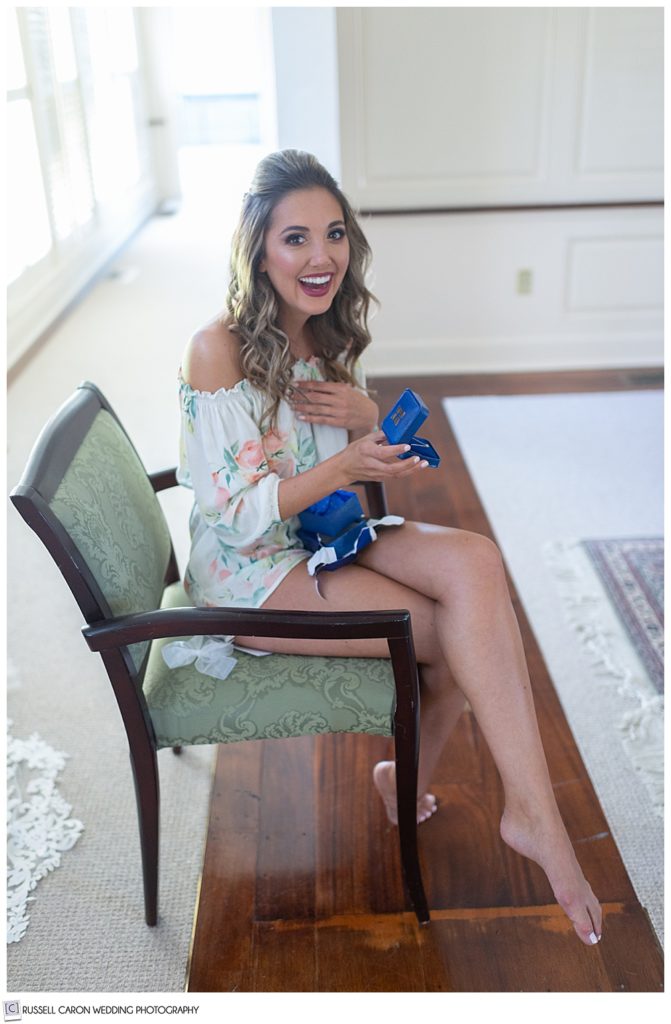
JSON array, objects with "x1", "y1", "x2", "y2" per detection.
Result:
[{"x1": 236, "y1": 521, "x2": 602, "y2": 947}]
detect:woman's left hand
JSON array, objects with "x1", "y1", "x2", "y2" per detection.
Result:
[{"x1": 289, "y1": 380, "x2": 379, "y2": 431}]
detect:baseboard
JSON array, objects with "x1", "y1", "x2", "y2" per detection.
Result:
[{"x1": 362, "y1": 333, "x2": 664, "y2": 377}]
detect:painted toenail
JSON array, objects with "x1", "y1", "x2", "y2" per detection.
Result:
[{"x1": 589, "y1": 931, "x2": 600, "y2": 944}]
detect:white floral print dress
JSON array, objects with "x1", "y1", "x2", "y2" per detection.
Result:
[{"x1": 177, "y1": 357, "x2": 364, "y2": 608}]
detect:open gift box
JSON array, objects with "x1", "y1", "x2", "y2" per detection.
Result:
[
  {"x1": 297, "y1": 481, "x2": 405, "y2": 575},
  {"x1": 380, "y1": 389, "x2": 440, "y2": 467},
  {"x1": 297, "y1": 489, "x2": 365, "y2": 550}
]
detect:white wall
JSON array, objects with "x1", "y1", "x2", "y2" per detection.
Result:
[
  {"x1": 338, "y1": 7, "x2": 663, "y2": 209},
  {"x1": 135, "y1": 7, "x2": 182, "y2": 206},
  {"x1": 337, "y1": 7, "x2": 663, "y2": 374},
  {"x1": 271, "y1": 6, "x2": 340, "y2": 180},
  {"x1": 361, "y1": 205, "x2": 663, "y2": 377}
]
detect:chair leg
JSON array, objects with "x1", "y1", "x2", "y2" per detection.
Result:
[
  {"x1": 394, "y1": 730, "x2": 430, "y2": 924},
  {"x1": 388, "y1": 636, "x2": 430, "y2": 925},
  {"x1": 129, "y1": 743, "x2": 160, "y2": 926}
]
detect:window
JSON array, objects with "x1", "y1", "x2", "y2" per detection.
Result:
[
  {"x1": 83, "y1": 7, "x2": 143, "y2": 201},
  {"x1": 6, "y1": 9, "x2": 52, "y2": 283},
  {"x1": 7, "y1": 6, "x2": 148, "y2": 285}
]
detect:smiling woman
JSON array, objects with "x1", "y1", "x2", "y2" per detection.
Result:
[
  {"x1": 259, "y1": 190, "x2": 350, "y2": 331},
  {"x1": 213, "y1": 150, "x2": 378, "y2": 429},
  {"x1": 176, "y1": 149, "x2": 604, "y2": 946}
]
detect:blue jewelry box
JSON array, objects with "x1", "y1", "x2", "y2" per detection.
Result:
[
  {"x1": 297, "y1": 490, "x2": 372, "y2": 570},
  {"x1": 381, "y1": 389, "x2": 440, "y2": 467},
  {"x1": 298, "y1": 489, "x2": 364, "y2": 540}
]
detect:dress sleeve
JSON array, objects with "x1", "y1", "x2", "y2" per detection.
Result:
[{"x1": 178, "y1": 385, "x2": 282, "y2": 549}]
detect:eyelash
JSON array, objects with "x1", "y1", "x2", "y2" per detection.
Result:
[{"x1": 285, "y1": 228, "x2": 347, "y2": 246}]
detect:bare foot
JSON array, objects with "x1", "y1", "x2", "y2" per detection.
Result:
[
  {"x1": 500, "y1": 806, "x2": 603, "y2": 947},
  {"x1": 373, "y1": 761, "x2": 437, "y2": 825}
]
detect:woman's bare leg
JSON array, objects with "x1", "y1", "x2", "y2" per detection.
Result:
[
  {"x1": 358, "y1": 523, "x2": 602, "y2": 946},
  {"x1": 237, "y1": 523, "x2": 602, "y2": 946},
  {"x1": 239, "y1": 557, "x2": 466, "y2": 823}
]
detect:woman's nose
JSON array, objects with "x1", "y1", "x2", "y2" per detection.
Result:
[{"x1": 308, "y1": 240, "x2": 329, "y2": 265}]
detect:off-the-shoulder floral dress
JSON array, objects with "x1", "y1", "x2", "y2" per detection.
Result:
[{"x1": 177, "y1": 356, "x2": 365, "y2": 608}]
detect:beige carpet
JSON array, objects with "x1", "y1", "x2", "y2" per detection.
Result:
[{"x1": 5, "y1": 145, "x2": 266, "y2": 991}]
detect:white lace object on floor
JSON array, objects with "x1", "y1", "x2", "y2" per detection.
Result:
[{"x1": 6, "y1": 722, "x2": 84, "y2": 943}]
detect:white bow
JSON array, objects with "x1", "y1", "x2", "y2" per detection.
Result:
[{"x1": 161, "y1": 635, "x2": 238, "y2": 680}]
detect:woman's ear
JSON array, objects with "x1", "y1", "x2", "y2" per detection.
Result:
[{"x1": 258, "y1": 255, "x2": 267, "y2": 273}]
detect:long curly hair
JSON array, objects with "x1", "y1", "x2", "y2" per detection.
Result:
[{"x1": 223, "y1": 149, "x2": 377, "y2": 428}]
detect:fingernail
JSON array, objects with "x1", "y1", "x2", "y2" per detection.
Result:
[
  {"x1": 589, "y1": 931, "x2": 600, "y2": 944},
  {"x1": 403, "y1": 445, "x2": 411, "y2": 452},
  {"x1": 420, "y1": 460, "x2": 428, "y2": 468}
]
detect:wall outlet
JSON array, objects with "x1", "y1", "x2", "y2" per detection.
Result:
[{"x1": 517, "y1": 268, "x2": 533, "y2": 294}]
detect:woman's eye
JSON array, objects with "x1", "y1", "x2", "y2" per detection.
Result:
[
  {"x1": 329, "y1": 228, "x2": 346, "y2": 240},
  {"x1": 285, "y1": 233, "x2": 305, "y2": 245}
]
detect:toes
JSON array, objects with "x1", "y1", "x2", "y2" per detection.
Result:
[
  {"x1": 568, "y1": 902, "x2": 602, "y2": 946},
  {"x1": 373, "y1": 763, "x2": 439, "y2": 826},
  {"x1": 585, "y1": 901, "x2": 603, "y2": 945},
  {"x1": 575, "y1": 923, "x2": 601, "y2": 947},
  {"x1": 417, "y1": 793, "x2": 438, "y2": 824}
]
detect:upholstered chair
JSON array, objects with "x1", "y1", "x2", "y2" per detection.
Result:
[{"x1": 11, "y1": 381, "x2": 429, "y2": 926}]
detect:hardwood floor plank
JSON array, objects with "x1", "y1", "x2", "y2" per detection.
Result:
[
  {"x1": 250, "y1": 921, "x2": 317, "y2": 991},
  {"x1": 187, "y1": 743, "x2": 262, "y2": 992},
  {"x1": 420, "y1": 903, "x2": 663, "y2": 992},
  {"x1": 315, "y1": 733, "x2": 407, "y2": 918},
  {"x1": 254, "y1": 735, "x2": 317, "y2": 921},
  {"x1": 314, "y1": 914, "x2": 426, "y2": 992},
  {"x1": 420, "y1": 781, "x2": 512, "y2": 910},
  {"x1": 245, "y1": 902, "x2": 664, "y2": 993}
]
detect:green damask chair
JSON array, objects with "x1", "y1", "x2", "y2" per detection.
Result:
[{"x1": 10, "y1": 381, "x2": 429, "y2": 926}]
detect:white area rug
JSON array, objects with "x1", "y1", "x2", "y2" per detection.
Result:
[{"x1": 442, "y1": 390, "x2": 664, "y2": 944}]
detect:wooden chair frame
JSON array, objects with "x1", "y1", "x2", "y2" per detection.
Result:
[{"x1": 10, "y1": 382, "x2": 430, "y2": 926}]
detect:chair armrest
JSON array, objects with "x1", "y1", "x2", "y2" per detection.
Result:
[
  {"x1": 82, "y1": 604, "x2": 412, "y2": 653},
  {"x1": 362, "y1": 480, "x2": 389, "y2": 518},
  {"x1": 149, "y1": 468, "x2": 178, "y2": 492}
]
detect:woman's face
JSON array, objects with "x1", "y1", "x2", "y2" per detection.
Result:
[{"x1": 259, "y1": 187, "x2": 350, "y2": 327}]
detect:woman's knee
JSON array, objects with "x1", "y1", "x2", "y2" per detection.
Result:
[{"x1": 447, "y1": 530, "x2": 507, "y2": 593}]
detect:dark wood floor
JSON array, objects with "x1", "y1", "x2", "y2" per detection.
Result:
[{"x1": 187, "y1": 367, "x2": 664, "y2": 992}]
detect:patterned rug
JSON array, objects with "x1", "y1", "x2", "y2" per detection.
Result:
[
  {"x1": 544, "y1": 536, "x2": 664, "y2": 817},
  {"x1": 582, "y1": 538, "x2": 664, "y2": 695}
]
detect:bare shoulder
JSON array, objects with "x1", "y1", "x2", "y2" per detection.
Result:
[{"x1": 181, "y1": 319, "x2": 242, "y2": 393}]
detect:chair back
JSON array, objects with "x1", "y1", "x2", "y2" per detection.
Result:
[{"x1": 11, "y1": 381, "x2": 175, "y2": 678}]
